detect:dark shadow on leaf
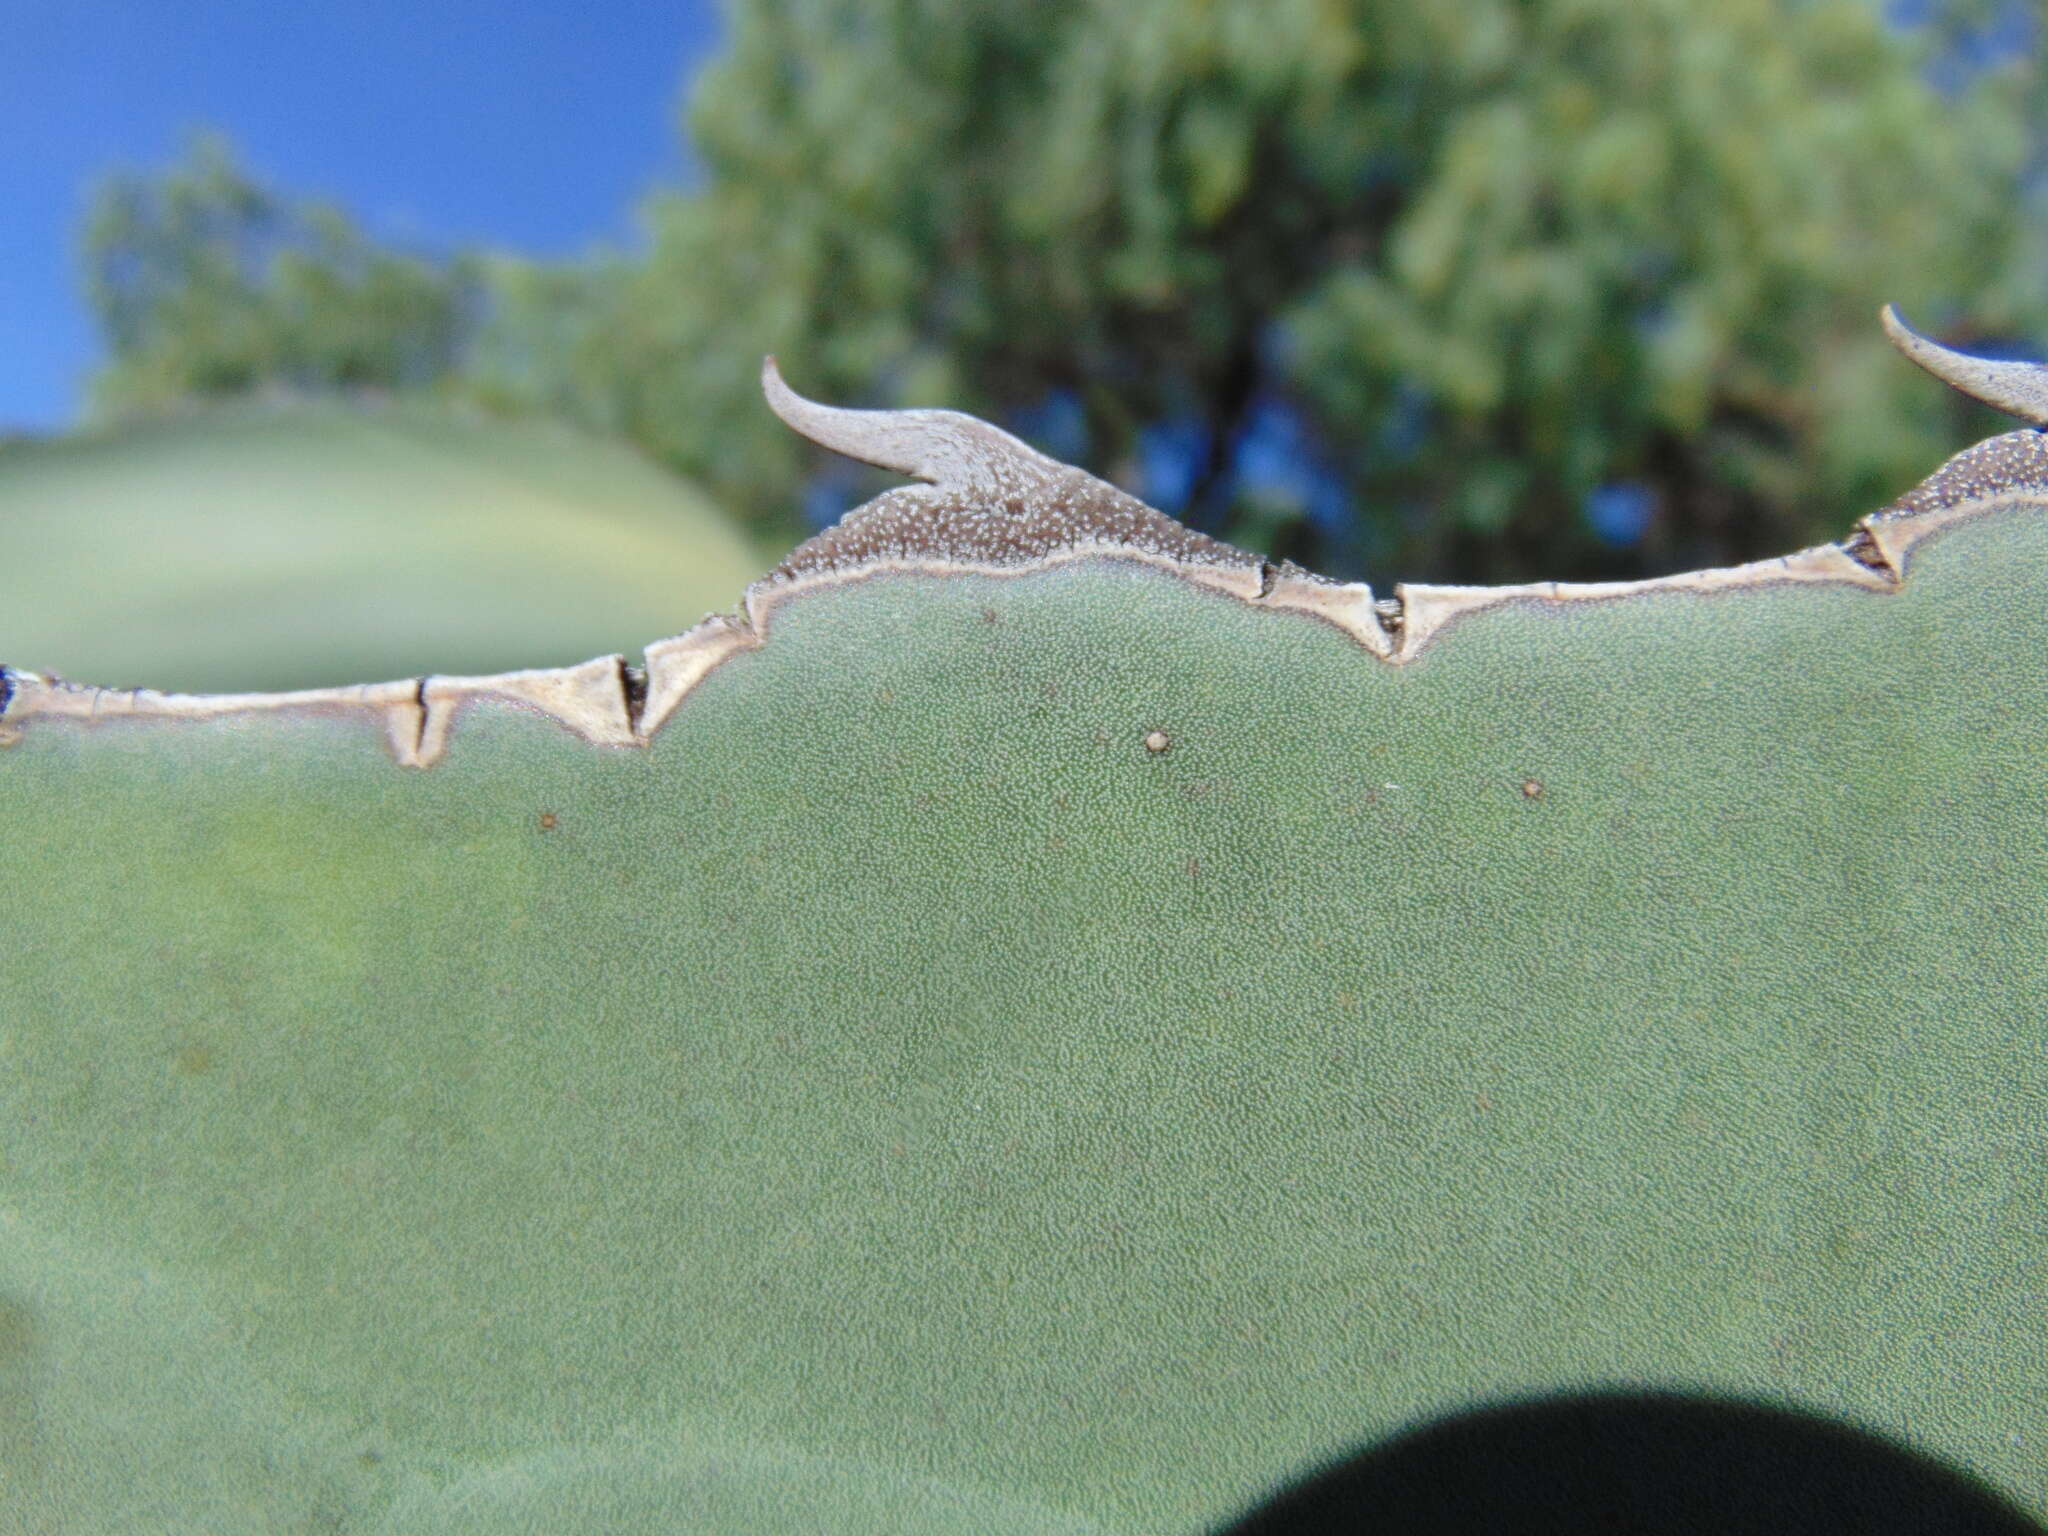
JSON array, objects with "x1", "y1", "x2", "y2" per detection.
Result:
[{"x1": 1215, "y1": 1388, "x2": 2041, "y2": 1536}]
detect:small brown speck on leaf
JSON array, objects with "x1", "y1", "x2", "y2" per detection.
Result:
[
  {"x1": 1144, "y1": 730, "x2": 1171, "y2": 754},
  {"x1": 174, "y1": 1044, "x2": 214, "y2": 1076},
  {"x1": 980, "y1": 606, "x2": 1000, "y2": 624},
  {"x1": 1521, "y1": 779, "x2": 1544, "y2": 800},
  {"x1": 538, "y1": 812, "x2": 559, "y2": 831}
]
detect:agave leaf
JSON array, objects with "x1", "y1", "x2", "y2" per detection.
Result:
[
  {"x1": 1, "y1": 333, "x2": 2044, "y2": 1532},
  {"x1": 0, "y1": 400, "x2": 767, "y2": 693}
]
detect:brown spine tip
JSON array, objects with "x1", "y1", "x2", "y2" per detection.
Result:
[{"x1": 1881, "y1": 304, "x2": 2048, "y2": 428}]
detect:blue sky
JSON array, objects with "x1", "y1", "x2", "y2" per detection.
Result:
[{"x1": 0, "y1": 0, "x2": 722, "y2": 432}]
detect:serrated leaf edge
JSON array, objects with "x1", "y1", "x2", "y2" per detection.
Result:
[{"x1": 3, "y1": 367, "x2": 2042, "y2": 768}]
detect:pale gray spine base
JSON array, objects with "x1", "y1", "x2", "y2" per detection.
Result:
[{"x1": 4, "y1": 362, "x2": 2045, "y2": 765}]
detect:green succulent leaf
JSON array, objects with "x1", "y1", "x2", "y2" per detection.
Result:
[{"x1": 1, "y1": 340, "x2": 2044, "y2": 1533}]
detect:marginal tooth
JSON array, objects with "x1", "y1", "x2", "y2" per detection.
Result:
[
  {"x1": 1881, "y1": 304, "x2": 2048, "y2": 428},
  {"x1": 760, "y1": 357, "x2": 1067, "y2": 493}
]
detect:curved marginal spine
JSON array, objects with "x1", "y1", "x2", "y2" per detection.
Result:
[
  {"x1": 1881, "y1": 305, "x2": 2048, "y2": 428},
  {"x1": 761, "y1": 357, "x2": 1068, "y2": 496}
]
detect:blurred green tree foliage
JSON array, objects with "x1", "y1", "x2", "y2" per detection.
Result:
[
  {"x1": 84, "y1": 4, "x2": 2045, "y2": 583},
  {"x1": 82, "y1": 135, "x2": 478, "y2": 417}
]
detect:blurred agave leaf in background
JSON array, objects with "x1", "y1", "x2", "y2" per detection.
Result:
[{"x1": 0, "y1": 400, "x2": 767, "y2": 694}]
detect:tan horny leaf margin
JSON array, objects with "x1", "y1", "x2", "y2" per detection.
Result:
[{"x1": 4, "y1": 309, "x2": 2045, "y2": 768}]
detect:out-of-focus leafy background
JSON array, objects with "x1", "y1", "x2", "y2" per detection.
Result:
[{"x1": 7, "y1": 0, "x2": 2046, "y2": 608}]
